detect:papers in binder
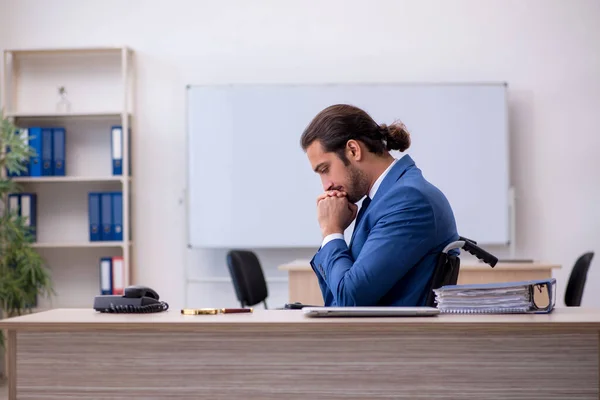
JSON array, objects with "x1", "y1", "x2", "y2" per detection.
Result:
[{"x1": 433, "y1": 278, "x2": 556, "y2": 314}]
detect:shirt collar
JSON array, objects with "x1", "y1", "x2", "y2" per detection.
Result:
[{"x1": 368, "y1": 156, "x2": 400, "y2": 199}]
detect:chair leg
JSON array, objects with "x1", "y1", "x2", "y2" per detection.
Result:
[{"x1": 263, "y1": 300, "x2": 268, "y2": 310}]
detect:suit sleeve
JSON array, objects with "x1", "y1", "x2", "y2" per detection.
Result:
[
  {"x1": 312, "y1": 188, "x2": 436, "y2": 306},
  {"x1": 309, "y1": 254, "x2": 336, "y2": 306}
]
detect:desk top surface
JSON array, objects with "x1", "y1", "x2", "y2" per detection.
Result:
[
  {"x1": 278, "y1": 259, "x2": 562, "y2": 272},
  {"x1": 1, "y1": 308, "x2": 599, "y2": 331}
]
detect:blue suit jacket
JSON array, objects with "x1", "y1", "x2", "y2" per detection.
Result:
[{"x1": 310, "y1": 155, "x2": 459, "y2": 306}]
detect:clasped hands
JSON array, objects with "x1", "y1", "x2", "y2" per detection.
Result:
[{"x1": 316, "y1": 190, "x2": 358, "y2": 238}]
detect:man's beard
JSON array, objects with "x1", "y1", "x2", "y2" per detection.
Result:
[{"x1": 345, "y1": 165, "x2": 370, "y2": 204}]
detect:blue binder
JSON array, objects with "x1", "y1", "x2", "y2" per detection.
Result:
[
  {"x1": 19, "y1": 193, "x2": 37, "y2": 241},
  {"x1": 28, "y1": 127, "x2": 43, "y2": 177},
  {"x1": 433, "y1": 278, "x2": 557, "y2": 314},
  {"x1": 112, "y1": 192, "x2": 123, "y2": 241},
  {"x1": 111, "y1": 126, "x2": 123, "y2": 175},
  {"x1": 41, "y1": 128, "x2": 53, "y2": 176},
  {"x1": 99, "y1": 257, "x2": 113, "y2": 295},
  {"x1": 52, "y1": 127, "x2": 66, "y2": 176},
  {"x1": 100, "y1": 192, "x2": 113, "y2": 241},
  {"x1": 88, "y1": 193, "x2": 101, "y2": 242}
]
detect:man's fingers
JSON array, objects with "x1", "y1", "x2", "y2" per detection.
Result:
[
  {"x1": 327, "y1": 190, "x2": 347, "y2": 197},
  {"x1": 318, "y1": 190, "x2": 347, "y2": 204}
]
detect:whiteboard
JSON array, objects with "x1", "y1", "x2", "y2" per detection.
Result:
[{"x1": 186, "y1": 83, "x2": 510, "y2": 248}]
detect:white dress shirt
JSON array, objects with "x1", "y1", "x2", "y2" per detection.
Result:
[{"x1": 321, "y1": 157, "x2": 400, "y2": 248}]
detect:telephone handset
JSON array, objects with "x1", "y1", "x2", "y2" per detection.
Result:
[{"x1": 93, "y1": 285, "x2": 169, "y2": 313}]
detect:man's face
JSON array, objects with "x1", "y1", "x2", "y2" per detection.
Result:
[{"x1": 306, "y1": 141, "x2": 369, "y2": 204}]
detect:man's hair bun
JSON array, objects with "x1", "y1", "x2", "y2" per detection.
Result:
[{"x1": 379, "y1": 121, "x2": 411, "y2": 152}]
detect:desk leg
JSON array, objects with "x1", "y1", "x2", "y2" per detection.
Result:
[{"x1": 7, "y1": 330, "x2": 16, "y2": 400}]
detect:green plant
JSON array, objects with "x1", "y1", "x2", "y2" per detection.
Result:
[{"x1": 0, "y1": 115, "x2": 53, "y2": 347}]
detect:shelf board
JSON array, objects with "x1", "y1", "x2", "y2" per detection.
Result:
[
  {"x1": 31, "y1": 241, "x2": 131, "y2": 249},
  {"x1": 12, "y1": 176, "x2": 128, "y2": 184},
  {"x1": 5, "y1": 47, "x2": 131, "y2": 56},
  {"x1": 5, "y1": 111, "x2": 130, "y2": 119}
]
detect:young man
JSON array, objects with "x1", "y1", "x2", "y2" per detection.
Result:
[{"x1": 300, "y1": 104, "x2": 459, "y2": 306}]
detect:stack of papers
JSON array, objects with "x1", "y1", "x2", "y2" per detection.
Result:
[{"x1": 433, "y1": 279, "x2": 556, "y2": 314}]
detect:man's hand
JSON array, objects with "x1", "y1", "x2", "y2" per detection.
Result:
[{"x1": 316, "y1": 191, "x2": 358, "y2": 237}]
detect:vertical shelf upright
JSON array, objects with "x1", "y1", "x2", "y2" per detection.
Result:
[{"x1": 0, "y1": 47, "x2": 135, "y2": 308}]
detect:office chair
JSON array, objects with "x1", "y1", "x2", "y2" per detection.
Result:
[
  {"x1": 564, "y1": 252, "x2": 594, "y2": 307},
  {"x1": 226, "y1": 250, "x2": 269, "y2": 309},
  {"x1": 425, "y1": 236, "x2": 498, "y2": 307}
]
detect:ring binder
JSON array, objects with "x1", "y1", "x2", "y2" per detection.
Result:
[{"x1": 433, "y1": 278, "x2": 557, "y2": 314}]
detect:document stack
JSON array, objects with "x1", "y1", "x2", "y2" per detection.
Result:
[{"x1": 433, "y1": 278, "x2": 556, "y2": 314}]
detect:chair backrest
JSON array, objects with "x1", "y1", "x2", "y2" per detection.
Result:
[
  {"x1": 564, "y1": 252, "x2": 594, "y2": 307},
  {"x1": 425, "y1": 253, "x2": 461, "y2": 307},
  {"x1": 226, "y1": 250, "x2": 269, "y2": 308}
]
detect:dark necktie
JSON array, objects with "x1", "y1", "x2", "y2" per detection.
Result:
[{"x1": 355, "y1": 196, "x2": 371, "y2": 226}]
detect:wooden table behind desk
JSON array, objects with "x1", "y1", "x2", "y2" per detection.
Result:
[
  {"x1": 279, "y1": 260, "x2": 561, "y2": 305},
  {"x1": 0, "y1": 308, "x2": 598, "y2": 399}
]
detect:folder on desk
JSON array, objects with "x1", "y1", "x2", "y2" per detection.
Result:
[
  {"x1": 52, "y1": 127, "x2": 66, "y2": 176},
  {"x1": 433, "y1": 278, "x2": 556, "y2": 314},
  {"x1": 100, "y1": 192, "x2": 113, "y2": 241},
  {"x1": 89, "y1": 193, "x2": 101, "y2": 242},
  {"x1": 19, "y1": 193, "x2": 37, "y2": 241},
  {"x1": 111, "y1": 126, "x2": 122, "y2": 175},
  {"x1": 29, "y1": 127, "x2": 43, "y2": 177},
  {"x1": 41, "y1": 128, "x2": 53, "y2": 176},
  {"x1": 112, "y1": 192, "x2": 123, "y2": 241},
  {"x1": 100, "y1": 257, "x2": 113, "y2": 295}
]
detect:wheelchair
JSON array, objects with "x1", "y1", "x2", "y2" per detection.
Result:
[{"x1": 425, "y1": 236, "x2": 499, "y2": 307}]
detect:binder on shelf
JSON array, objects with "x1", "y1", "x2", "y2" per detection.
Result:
[
  {"x1": 41, "y1": 128, "x2": 53, "y2": 176},
  {"x1": 100, "y1": 257, "x2": 113, "y2": 295},
  {"x1": 8, "y1": 194, "x2": 20, "y2": 215},
  {"x1": 112, "y1": 256, "x2": 125, "y2": 295},
  {"x1": 88, "y1": 193, "x2": 101, "y2": 242},
  {"x1": 100, "y1": 192, "x2": 113, "y2": 241},
  {"x1": 28, "y1": 127, "x2": 43, "y2": 177},
  {"x1": 433, "y1": 278, "x2": 557, "y2": 314},
  {"x1": 112, "y1": 192, "x2": 123, "y2": 241},
  {"x1": 111, "y1": 126, "x2": 123, "y2": 176},
  {"x1": 52, "y1": 127, "x2": 66, "y2": 176},
  {"x1": 19, "y1": 193, "x2": 37, "y2": 241}
]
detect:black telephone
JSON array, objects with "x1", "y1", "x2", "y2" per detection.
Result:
[{"x1": 93, "y1": 285, "x2": 169, "y2": 313}]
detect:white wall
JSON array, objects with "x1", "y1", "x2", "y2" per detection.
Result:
[{"x1": 1, "y1": 0, "x2": 599, "y2": 308}]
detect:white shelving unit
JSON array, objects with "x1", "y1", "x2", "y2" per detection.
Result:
[{"x1": 1, "y1": 47, "x2": 134, "y2": 309}]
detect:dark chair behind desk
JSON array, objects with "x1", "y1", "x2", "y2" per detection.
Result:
[
  {"x1": 565, "y1": 252, "x2": 594, "y2": 307},
  {"x1": 226, "y1": 250, "x2": 269, "y2": 309},
  {"x1": 425, "y1": 236, "x2": 498, "y2": 307}
]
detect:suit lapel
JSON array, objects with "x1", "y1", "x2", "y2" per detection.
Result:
[{"x1": 348, "y1": 155, "x2": 416, "y2": 249}]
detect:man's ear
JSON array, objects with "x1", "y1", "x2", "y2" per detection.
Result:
[{"x1": 346, "y1": 140, "x2": 362, "y2": 161}]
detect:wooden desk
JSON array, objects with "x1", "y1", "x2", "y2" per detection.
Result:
[
  {"x1": 279, "y1": 259, "x2": 561, "y2": 306},
  {"x1": 1, "y1": 308, "x2": 598, "y2": 399}
]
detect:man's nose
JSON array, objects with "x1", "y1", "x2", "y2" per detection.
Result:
[{"x1": 322, "y1": 178, "x2": 333, "y2": 191}]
